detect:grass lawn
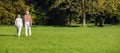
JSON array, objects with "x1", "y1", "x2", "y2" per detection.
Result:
[{"x1": 0, "y1": 25, "x2": 120, "y2": 53}]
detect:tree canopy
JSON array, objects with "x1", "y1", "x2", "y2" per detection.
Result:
[{"x1": 0, "y1": 0, "x2": 120, "y2": 26}]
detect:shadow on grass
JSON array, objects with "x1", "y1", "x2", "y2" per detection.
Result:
[
  {"x1": 87, "y1": 25, "x2": 96, "y2": 27},
  {"x1": 51, "y1": 25, "x2": 81, "y2": 28},
  {"x1": 32, "y1": 24, "x2": 104, "y2": 28},
  {"x1": 0, "y1": 34, "x2": 29, "y2": 37},
  {"x1": 0, "y1": 34, "x2": 17, "y2": 37}
]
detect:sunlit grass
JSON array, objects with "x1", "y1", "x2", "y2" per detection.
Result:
[{"x1": 0, "y1": 25, "x2": 120, "y2": 53}]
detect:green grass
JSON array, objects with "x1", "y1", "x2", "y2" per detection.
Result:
[{"x1": 0, "y1": 25, "x2": 120, "y2": 53}]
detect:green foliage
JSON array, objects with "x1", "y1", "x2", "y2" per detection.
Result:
[
  {"x1": 47, "y1": 0, "x2": 81, "y2": 26},
  {"x1": 0, "y1": 0, "x2": 28, "y2": 25},
  {"x1": 0, "y1": 0, "x2": 120, "y2": 25}
]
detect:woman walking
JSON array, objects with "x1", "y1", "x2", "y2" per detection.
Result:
[
  {"x1": 15, "y1": 14, "x2": 23, "y2": 37},
  {"x1": 24, "y1": 11, "x2": 32, "y2": 37}
]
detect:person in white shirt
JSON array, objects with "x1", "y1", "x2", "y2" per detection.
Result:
[{"x1": 15, "y1": 14, "x2": 23, "y2": 37}]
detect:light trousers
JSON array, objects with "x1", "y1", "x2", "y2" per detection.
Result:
[
  {"x1": 25, "y1": 22, "x2": 31, "y2": 36},
  {"x1": 16, "y1": 26, "x2": 22, "y2": 37}
]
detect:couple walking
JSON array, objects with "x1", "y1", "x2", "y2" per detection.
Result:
[{"x1": 15, "y1": 11, "x2": 32, "y2": 37}]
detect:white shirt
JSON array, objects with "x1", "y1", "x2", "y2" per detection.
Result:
[{"x1": 15, "y1": 18, "x2": 23, "y2": 27}]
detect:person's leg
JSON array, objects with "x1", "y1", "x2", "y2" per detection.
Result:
[
  {"x1": 25, "y1": 23, "x2": 28, "y2": 37},
  {"x1": 17, "y1": 27, "x2": 19, "y2": 36},
  {"x1": 29, "y1": 26, "x2": 31, "y2": 36},
  {"x1": 18, "y1": 27, "x2": 22, "y2": 37}
]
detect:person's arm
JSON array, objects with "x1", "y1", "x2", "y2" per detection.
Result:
[
  {"x1": 14, "y1": 18, "x2": 17, "y2": 26},
  {"x1": 29, "y1": 15, "x2": 32, "y2": 26},
  {"x1": 21, "y1": 18, "x2": 23, "y2": 26},
  {"x1": 24, "y1": 15, "x2": 26, "y2": 26}
]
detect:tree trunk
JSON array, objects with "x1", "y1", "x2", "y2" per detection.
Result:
[
  {"x1": 95, "y1": 14, "x2": 99, "y2": 26},
  {"x1": 95, "y1": 19, "x2": 98, "y2": 26},
  {"x1": 99, "y1": 17, "x2": 104, "y2": 27},
  {"x1": 82, "y1": 14, "x2": 86, "y2": 26},
  {"x1": 82, "y1": 0, "x2": 86, "y2": 26},
  {"x1": 66, "y1": 18, "x2": 72, "y2": 26},
  {"x1": 69, "y1": 17, "x2": 72, "y2": 26}
]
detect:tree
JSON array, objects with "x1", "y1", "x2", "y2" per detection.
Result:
[
  {"x1": 0, "y1": 0, "x2": 28, "y2": 25},
  {"x1": 0, "y1": 0, "x2": 120, "y2": 26},
  {"x1": 84, "y1": 0, "x2": 120, "y2": 26},
  {"x1": 96, "y1": 0, "x2": 120, "y2": 26},
  {"x1": 47, "y1": 0, "x2": 81, "y2": 26}
]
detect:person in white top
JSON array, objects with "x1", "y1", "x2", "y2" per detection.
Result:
[{"x1": 15, "y1": 14, "x2": 23, "y2": 37}]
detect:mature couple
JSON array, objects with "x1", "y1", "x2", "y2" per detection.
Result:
[{"x1": 15, "y1": 11, "x2": 32, "y2": 37}]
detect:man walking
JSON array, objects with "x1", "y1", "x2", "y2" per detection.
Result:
[{"x1": 24, "y1": 11, "x2": 32, "y2": 37}]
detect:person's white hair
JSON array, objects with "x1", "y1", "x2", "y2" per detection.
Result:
[{"x1": 17, "y1": 14, "x2": 21, "y2": 18}]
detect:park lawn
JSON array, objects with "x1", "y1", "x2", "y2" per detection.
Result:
[{"x1": 0, "y1": 25, "x2": 120, "y2": 53}]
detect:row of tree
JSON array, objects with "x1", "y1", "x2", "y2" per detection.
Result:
[{"x1": 0, "y1": 0, "x2": 120, "y2": 27}]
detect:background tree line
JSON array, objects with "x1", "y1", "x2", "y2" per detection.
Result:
[{"x1": 0, "y1": 0, "x2": 120, "y2": 27}]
